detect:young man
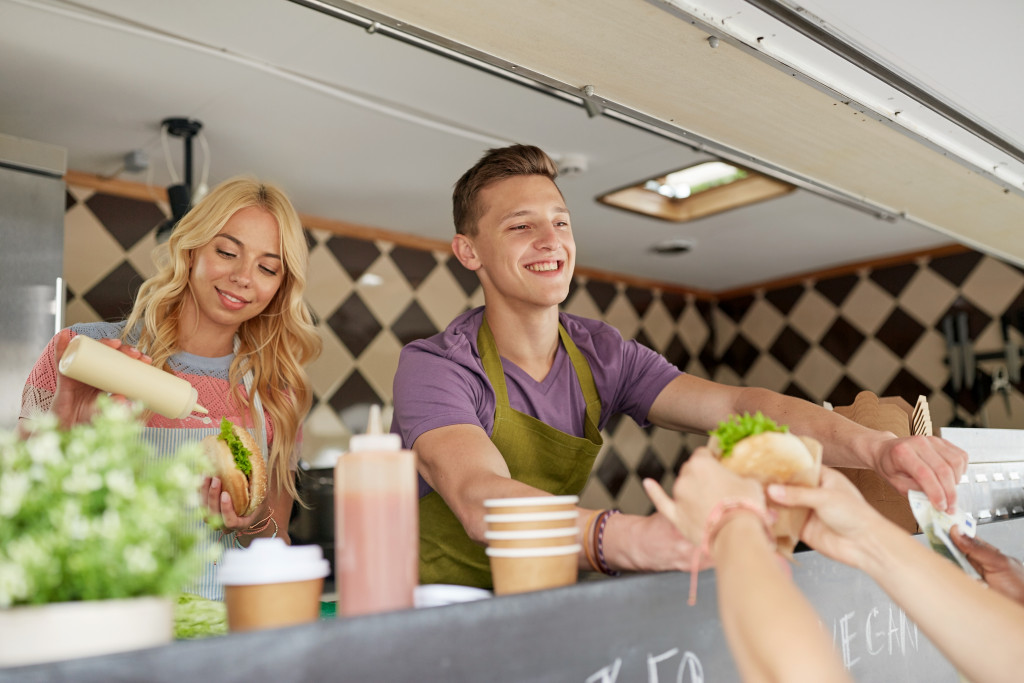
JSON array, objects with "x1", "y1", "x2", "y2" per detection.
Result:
[{"x1": 392, "y1": 144, "x2": 968, "y2": 588}]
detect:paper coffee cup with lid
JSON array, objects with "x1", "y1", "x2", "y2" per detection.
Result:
[{"x1": 218, "y1": 538, "x2": 330, "y2": 632}]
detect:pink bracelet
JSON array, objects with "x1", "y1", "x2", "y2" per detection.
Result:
[{"x1": 688, "y1": 498, "x2": 774, "y2": 606}]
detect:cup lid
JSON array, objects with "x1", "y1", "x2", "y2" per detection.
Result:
[
  {"x1": 484, "y1": 527, "x2": 578, "y2": 540},
  {"x1": 483, "y1": 495, "x2": 579, "y2": 507},
  {"x1": 217, "y1": 538, "x2": 330, "y2": 586},
  {"x1": 485, "y1": 544, "x2": 581, "y2": 558},
  {"x1": 483, "y1": 510, "x2": 579, "y2": 523}
]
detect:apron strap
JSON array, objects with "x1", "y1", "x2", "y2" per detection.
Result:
[
  {"x1": 478, "y1": 316, "x2": 601, "y2": 439},
  {"x1": 557, "y1": 323, "x2": 602, "y2": 439}
]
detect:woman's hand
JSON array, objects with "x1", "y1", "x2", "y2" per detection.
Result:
[
  {"x1": 767, "y1": 466, "x2": 885, "y2": 570},
  {"x1": 200, "y1": 475, "x2": 268, "y2": 532},
  {"x1": 643, "y1": 447, "x2": 766, "y2": 545},
  {"x1": 49, "y1": 329, "x2": 152, "y2": 428}
]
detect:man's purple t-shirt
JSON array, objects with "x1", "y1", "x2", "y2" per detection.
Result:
[{"x1": 392, "y1": 308, "x2": 682, "y2": 494}]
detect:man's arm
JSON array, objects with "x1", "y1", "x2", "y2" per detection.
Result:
[
  {"x1": 647, "y1": 373, "x2": 967, "y2": 511},
  {"x1": 415, "y1": 423, "x2": 699, "y2": 573},
  {"x1": 415, "y1": 424, "x2": 539, "y2": 543}
]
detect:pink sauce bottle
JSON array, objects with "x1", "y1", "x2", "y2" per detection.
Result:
[{"x1": 335, "y1": 405, "x2": 418, "y2": 617}]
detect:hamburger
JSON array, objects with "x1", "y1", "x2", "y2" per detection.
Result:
[
  {"x1": 203, "y1": 418, "x2": 267, "y2": 517},
  {"x1": 708, "y1": 412, "x2": 822, "y2": 556}
]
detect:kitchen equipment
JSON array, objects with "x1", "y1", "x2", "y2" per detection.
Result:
[
  {"x1": 290, "y1": 466, "x2": 336, "y2": 578},
  {"x1": 0, "y1": 133, "x2": 66, "y2": 430}
]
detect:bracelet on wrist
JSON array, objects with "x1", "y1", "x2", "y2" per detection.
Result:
[
  {"x1": 582, "y1": 510, "x2": 602, "y2": 573},
  {"x1": 593, "y1": 509, "x2": 621, "y2": 576}
]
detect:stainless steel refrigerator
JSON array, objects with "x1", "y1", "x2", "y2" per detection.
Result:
[{"x1": 0, "y1": 133, "x2": 67, "y2": 430}]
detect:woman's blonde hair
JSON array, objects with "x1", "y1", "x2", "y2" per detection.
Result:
[{"x1": 125, "y1": 176, "x2": 321, "y2": 502}]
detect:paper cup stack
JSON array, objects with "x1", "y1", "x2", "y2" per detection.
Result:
[{"x1": 483, "y1": 495, "x2": 580, "y2": 595}]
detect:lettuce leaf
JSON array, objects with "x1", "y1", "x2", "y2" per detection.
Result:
[
  {"x1": 174, "y1": 593, "x2": 228, "y2": 640},
  {"x1": 218, "y1": 418, "x2": 252, "y2": 477},
  {"x1": 709, "y1": 411, "x2": 788, "y2": 458}
]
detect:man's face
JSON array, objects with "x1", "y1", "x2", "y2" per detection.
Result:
[{"x1": 455, "y1": 174, "x2": 575, "y2": 313}]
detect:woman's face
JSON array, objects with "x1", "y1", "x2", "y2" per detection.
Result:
[{"x1": 187, "y1": 206, "x2": 284, "y2": 339}]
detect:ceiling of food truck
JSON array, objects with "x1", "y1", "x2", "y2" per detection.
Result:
[{"x1": 1, "y1": 0, "x2": 1020, "y2": 293}]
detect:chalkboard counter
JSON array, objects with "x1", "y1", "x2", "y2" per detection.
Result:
[{"x1": 4, "y1": 517, "x2": 1021, "y2": 683}]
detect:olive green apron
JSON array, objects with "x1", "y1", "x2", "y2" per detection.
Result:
[{"x1": 419, "y1": 318, "x2": 604, "y2": 588}]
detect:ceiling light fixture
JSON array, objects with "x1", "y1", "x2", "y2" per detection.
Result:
[
  {"x1": 598, "y1": 160, "x2": 794, "y2": 223},
  {"x1": 155, "y1": 117, "x2": 204, "y2": 244},
  {"x1": 650, "y1": 238, "x2": 695, "y2": 255}
]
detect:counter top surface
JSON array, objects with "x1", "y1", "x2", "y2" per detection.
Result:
[{"x1": 3, "y1": 516, "x2": 1021, "y2": 682}]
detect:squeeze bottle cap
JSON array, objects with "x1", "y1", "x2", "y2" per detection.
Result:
[{"x1": 348, "y1": 404, "x2": 401, "y2": 452}]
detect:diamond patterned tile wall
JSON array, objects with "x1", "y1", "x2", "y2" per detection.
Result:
[
  {"x1": 57, "y1": 184, "x2": 1024, "y2": 516},
  {"x1": 716, "y1": 257, "x2": 1024, "y2": 434}
]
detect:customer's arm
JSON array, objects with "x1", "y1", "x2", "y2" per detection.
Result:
[
  {"x1": 644, "y1": 450, "x2": 851, "y2": 683},
  {"x1": 770, "y1": 468, "x2": 1024, "y2": 683}
]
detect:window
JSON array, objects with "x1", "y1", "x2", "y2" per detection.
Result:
[{"x1": 597, "y1": 161, "x2": 794, "y2": 222}]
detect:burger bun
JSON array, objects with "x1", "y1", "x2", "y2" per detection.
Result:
[{"x1": 202, "y1": 425, "x2": 267, "y2": 517}]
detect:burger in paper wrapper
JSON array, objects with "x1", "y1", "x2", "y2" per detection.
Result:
[{"x1": 708, "y1": 412, "x2": 822, "y2": 558}]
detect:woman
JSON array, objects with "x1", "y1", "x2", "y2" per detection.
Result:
[
  {"x1": 20, "y1": 176, "x2": 321, "y2": 599},
  {"x1": 769, "y1": 468, "x2": 1024, "y2": 683},
  {"x1": 644, "y1": 450, "x2": 853, "y2": 683}
]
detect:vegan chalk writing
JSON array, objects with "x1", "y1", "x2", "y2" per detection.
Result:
[
  {"x1": 586, "y1": 648, "x2": 704, "y2": 683},
  {"x1": 832, "y1": 603, "x2": 919, "y2": 669}
]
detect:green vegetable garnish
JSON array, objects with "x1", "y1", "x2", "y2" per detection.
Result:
[
  {"x1": 710, "y1": 411, "x2": 788, "y2": 458},
  {"x1": 218, "y1": 417, "x2": 252, "y2": 477},
  {"x1": 174, "y1": 593, "x2": 228, "y2": 639}
]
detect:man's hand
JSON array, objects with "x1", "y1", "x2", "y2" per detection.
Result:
[
  {"x1": 870, "y1": 435, "x2": 967, "y2": 513},
  {"x1": 602, "y1": 508, "x2": 707, "y2": 573}
]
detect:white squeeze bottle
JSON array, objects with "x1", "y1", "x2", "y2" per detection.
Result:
[
  {"x1": 58, "y1": 334, "x2": 208, "y2": 419},
  {"x1": 335, "y1": 405, "x2": 418, "y2": 617}
]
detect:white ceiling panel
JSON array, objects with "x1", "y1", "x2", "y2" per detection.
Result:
[{"x1": 1, "y1": 0, "x2": 1017, "y2": 292}]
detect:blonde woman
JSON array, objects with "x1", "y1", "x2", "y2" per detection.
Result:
[{"x1": 20, "y1": 176, "x2": 322, "y2": 599}]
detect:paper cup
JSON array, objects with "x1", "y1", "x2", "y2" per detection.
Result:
[
  {"x1": 483, "y1": 495, "x2": 578, "y2": 515},
  {"x1": 484, "y1": 510, "x2": 579, "y2": 532},
  {"x1": 486, "y1": 544, "x2": 581, "y2": 595},
  {"x1": 484, "y1": 527, "x2": 578, "y2": 549},
  {"x1": 224, "y1": 580, "x2": 324, "y2": 632},
  {"x1": 218, "y1": 538, "x2": 330, "y2": 632}
]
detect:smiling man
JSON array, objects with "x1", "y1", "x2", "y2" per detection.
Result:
[{"x1": 391, "y1": 144, "x2": 968, "y2": 589}]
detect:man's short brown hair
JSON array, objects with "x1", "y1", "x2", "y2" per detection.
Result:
[{"x1": 452, "y1": 144, "x2": 560, "y2": 236}]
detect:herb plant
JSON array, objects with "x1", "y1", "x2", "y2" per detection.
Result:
[{"x1": 0, "y1": 397, "x2": 211, "y2": 607}]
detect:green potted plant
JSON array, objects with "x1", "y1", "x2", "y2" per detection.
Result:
[{"x1": 0, "y1": 397, "x2": 211, "y2": 667}]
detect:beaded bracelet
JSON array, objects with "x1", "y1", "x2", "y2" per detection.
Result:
[
  {"x1": 594, "y1": 509, "x2": 621, "y2": 576},
  {"x1": 688, "y1": 499, "x2": 774, "y2": 606}
]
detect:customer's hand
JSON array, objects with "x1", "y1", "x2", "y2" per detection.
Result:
[
  {"x1": 767, "y1": 466, "x2": 885, "y2": 571},
  {"x1": 643, "y1": 448, "x2": 766, "y2": 545},
  {"x1": 951, "y1": 528, "x2": 1024, "y2": 607}
]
